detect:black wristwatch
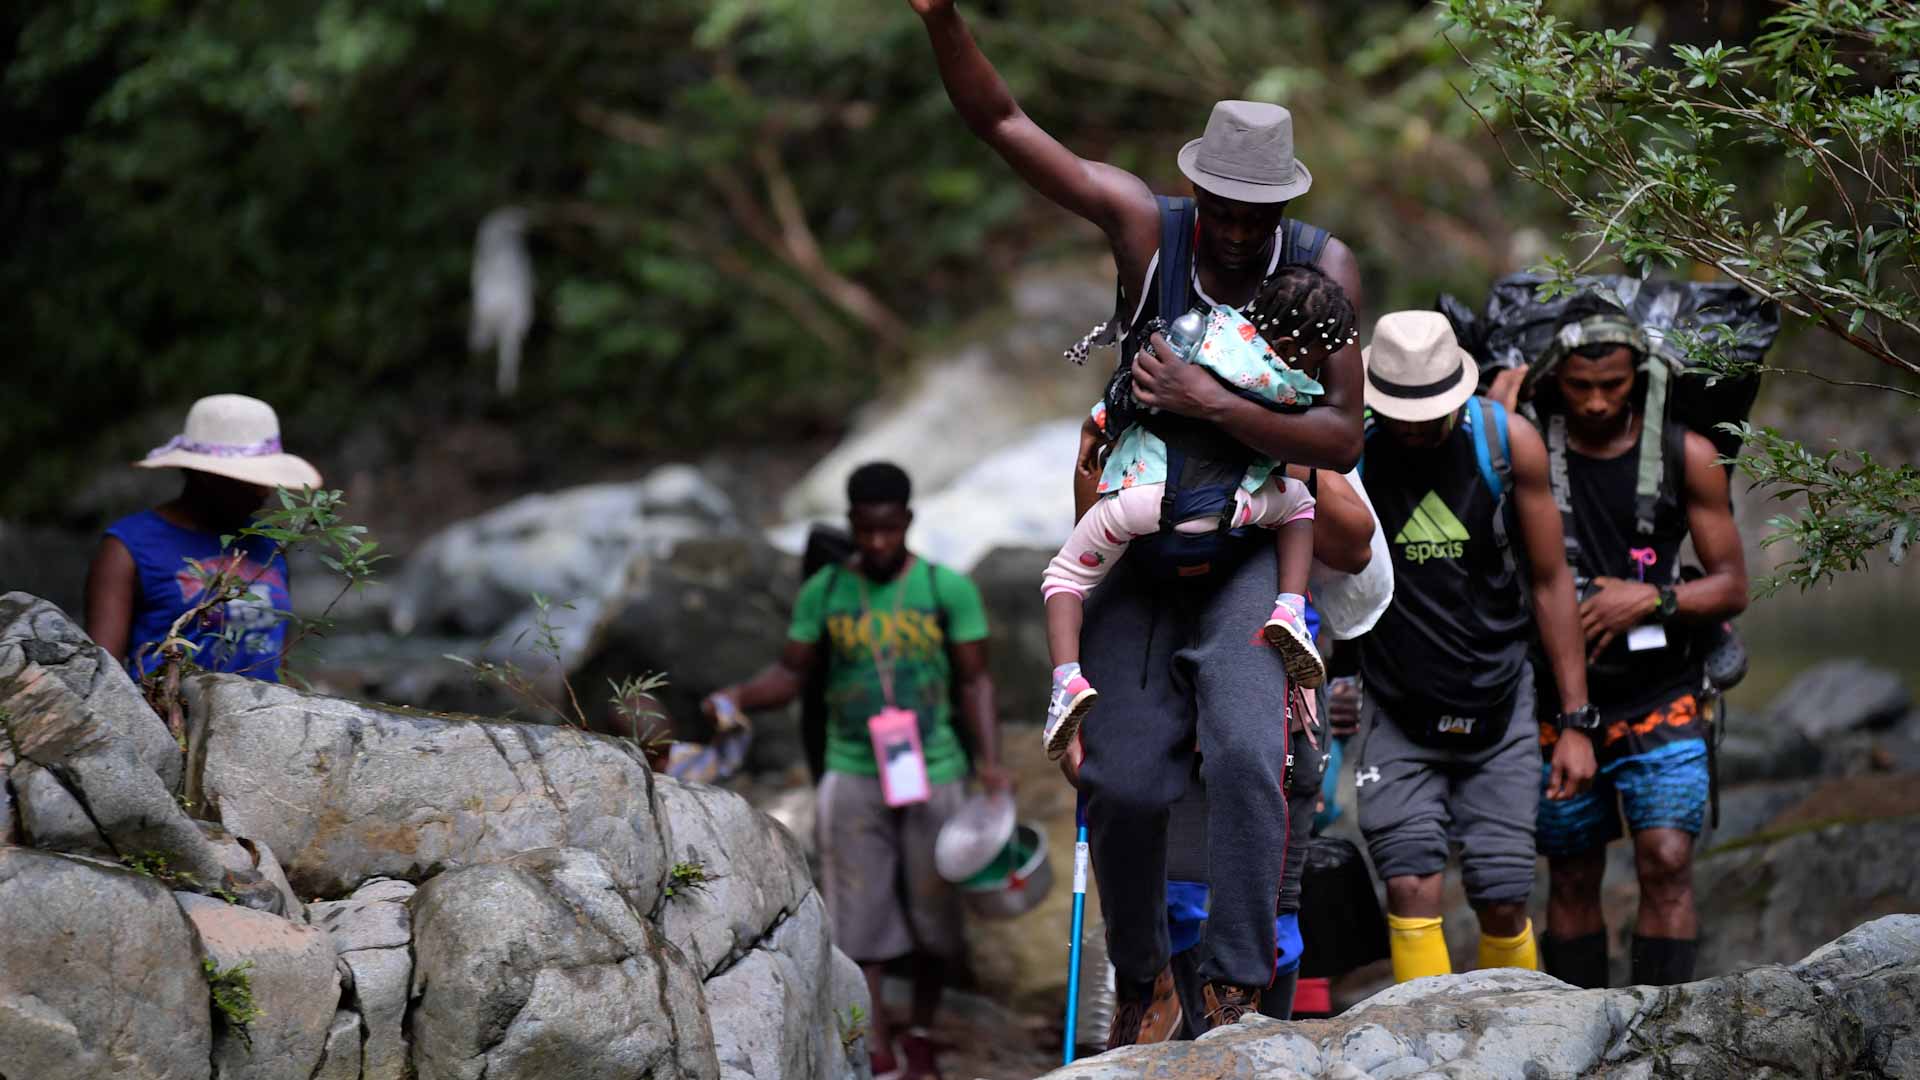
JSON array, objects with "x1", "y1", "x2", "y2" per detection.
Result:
[
  {"x1": 1556, "y1": 703, "x2": 1602, "y2": 732},
  {"x1": 1651, "y1": 584, "x2": 1678, "y2": 623}
]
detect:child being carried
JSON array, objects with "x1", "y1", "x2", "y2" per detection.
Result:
[{"x1": 1041, "y1": 264, "x2": 1358, "y2": 760}]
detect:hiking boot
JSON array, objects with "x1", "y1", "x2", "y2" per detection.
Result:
[
  {"x1": 1104, "y1": 967, "x2": 1183, "y2": 1049},
  {"x1": 1262, "y1": 603, "x2": 1327, "y2": 688},
  {"x1": 1044, "y1": 667, "x2": 1099, "y2": 761},
  {"x1": 900, "y1": 1027, "x2": 941, "y2": 1080},
  {"x1": 1198, "y1": 982, "x2": 1263, "y2": 1031}
]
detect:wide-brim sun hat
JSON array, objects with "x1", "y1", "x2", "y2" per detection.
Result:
[
  {"x1": 1362, "y1": 311, "x2": 1480, "y2": 423},
  {"x1": 136, "y1": 394, "x2": 322, "y2": 490},
  {"x1": 1177, "y1": 100, "x2": 1314, "y2": 204}
]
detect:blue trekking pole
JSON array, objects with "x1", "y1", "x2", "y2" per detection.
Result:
[{"x1": 1063, "y1": 790, "x2": 1090, "y2": 1064}]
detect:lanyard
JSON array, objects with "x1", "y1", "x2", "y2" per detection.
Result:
[{"x1": 855, "y1": 557, "x2": 916, "y2": 708}]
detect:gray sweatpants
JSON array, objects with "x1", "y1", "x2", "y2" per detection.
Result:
[
  {"x1": 1353, "y1": 670, "x2": 1539, "y2": 907},
  {"x1": 1080, "y1": 547, "x2": 1293, "y2": 992}
]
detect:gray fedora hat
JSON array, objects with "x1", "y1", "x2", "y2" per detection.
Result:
[{"x1": 1177, "y1": 100, "x2": 1314, "y2": 204}]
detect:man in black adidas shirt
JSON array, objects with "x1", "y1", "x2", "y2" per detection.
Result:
[
  {"x1": 1352, "y1": 312, "x2": 1595, "y2": 983},
  {"x1": 1502, "y1": 295, "x2": 1750, "y2": 990},
  {"x1": 911, "y1": 0, "x2": 1366, "y2": 1043}
]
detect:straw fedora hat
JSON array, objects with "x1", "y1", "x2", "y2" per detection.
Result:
[
  {"x1": 137, "y1": 395, "x2": 322, "y2": 490},
  {"x1": 1362, "y1": 312, "x2": 1480, "y2": 423},
  {"x1": 1177, "y1": 100, "x2": 1314, "y2": 204}
]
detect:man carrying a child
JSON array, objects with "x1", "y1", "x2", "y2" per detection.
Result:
[{"x1": 912, "y1": 0, "x2": 1367, "y2": 1041}]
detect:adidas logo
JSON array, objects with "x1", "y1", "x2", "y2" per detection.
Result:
[{"x1": 1395, "y1": 491, "x2": 1469, "y2": 563}]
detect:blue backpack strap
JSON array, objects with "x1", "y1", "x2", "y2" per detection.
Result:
[
  {"x1": 1465, "y1": 397, "x2": 1512, "y2": 501},
  {"x1": 1156, "y1": 196, "x2": 1197, "y2": 321},
  {"x1": 1281, "y1": 218, "x2": 1332, "y2": 268}
]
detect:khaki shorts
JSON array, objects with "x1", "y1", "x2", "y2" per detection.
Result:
[{"x1": 816, "y1": 772, "x2": 966, "y2": 964}]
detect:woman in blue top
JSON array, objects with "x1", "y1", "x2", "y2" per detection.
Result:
[{"x1": 84, "y1": 394, "x2": 322, "y2": 682}]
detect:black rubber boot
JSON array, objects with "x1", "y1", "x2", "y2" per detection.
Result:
[
  {"x1": 1630, "y1": 935, "x2": 1698, "y2": 986},
  {"x1": 1543, "y1": 931, "x2": 1611, "y2": 989}
]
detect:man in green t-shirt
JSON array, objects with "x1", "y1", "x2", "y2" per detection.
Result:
[{"x1": 705, "y1": 461, "x2": 1009, "y2": 1080}]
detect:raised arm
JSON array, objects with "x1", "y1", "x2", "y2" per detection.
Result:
[
  {"x1": 1130, "y1": 238, "x2": 1368, "y2": 470},
  {"x1": 911, "y1": 0, "x2": 1155, "y2": 241}
]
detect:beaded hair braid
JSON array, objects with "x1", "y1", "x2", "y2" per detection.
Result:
[{"x1": 1240, "y1": 264, "x2": 1358, "y2": 375}]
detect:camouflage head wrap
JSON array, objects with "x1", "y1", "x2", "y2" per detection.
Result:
[{"x1": 1538, "y1": 312, "x2": 1650, "y2": 371}]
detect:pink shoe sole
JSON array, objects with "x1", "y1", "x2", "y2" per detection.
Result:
[{"x1": 1044, "y1": 686, "x2": 1099, "y2": 761}]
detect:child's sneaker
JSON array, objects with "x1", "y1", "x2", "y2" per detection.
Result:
[
  {"x1": 1044, "y1": 664, "x2": 1099, "y2": 761},
  {"x1": 1262, "y1": 604, "x2": 1327, "y2": 688}
]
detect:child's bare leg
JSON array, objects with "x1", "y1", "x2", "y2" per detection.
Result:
[
  {"x1": 1275, "y1": 517, "x2": 1314, "y2": 600},
  {"x1": 1038, "y1": 485, "x2": 1159, "y2": 759},
  {"x1": 1239, "y1": 477, "x2": 1327, "y2": 689},
  {"x1": 1045, "y1": 592, "x2": 1085, "y2": 669}
]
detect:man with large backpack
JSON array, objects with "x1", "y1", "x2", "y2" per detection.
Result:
[
  {"x1": 910, "y1": 0, "x2": 1367, "y2": 1042},
  {"x1": 1505, "y1": 295, "x2": 1750, "y2": 989},
  {"x1": 1353, "y1": 311, "x2": 1597, "y2": 983},
  {"x1": 704, "y1": 462, "x2": 1008, "y2": 1080}
]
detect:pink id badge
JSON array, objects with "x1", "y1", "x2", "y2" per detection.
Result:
[{"x1": 868, "y1": 707, "x2": 930, "y2": 807}]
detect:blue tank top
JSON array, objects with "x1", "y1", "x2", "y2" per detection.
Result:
[{"x1": 104, "y1": 510, "x2": 290, "y2": 682}]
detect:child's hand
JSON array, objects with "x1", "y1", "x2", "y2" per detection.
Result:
[{"x1": 1077, "y1": 417, "x2": 1110, "y2": 478}]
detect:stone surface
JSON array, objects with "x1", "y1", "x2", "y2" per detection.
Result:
[
  {"x1": 199, "y1": 819, "x2": 303, "y2": 920},
  {"x1": 704, "y1": 891, "x2": 851, "y2": 1080},
  {"x1": 828, "y1": 946, "x2": 875, "y2": 1080},
  {"x1": 340, "y1": 947, "x2": 410, "y2": 1080},
  {"x1": 653, "y1": 777, "x2": 812, "y2": 976},
  {"x1": 967, "y1": 545, "x2": 1057, "y2": 726},
  {"x1": 408, "y1": 848, "x2": 718, "y2": 1080},
  {"x1": 11, "y1": 756, "x2": 112, "y2": 854},
  {"x1": 183, "y1": 674, "x2": 671, "y2": 907},
  {"x1": 388, "y1": 466, "x2": 741, "y2": 637},
  {"x1": 177, "y1": 891, "x2": 342, "y2": 1080},
  {"x1": 312, "y1": 1009, "x2": 364, "y2": 1080},
  {"x1": 1767, "y1": 659, "x2": 1912, "y2": 739},
  {"x1": 0, "y1": 847, "x2": 211, "y2": 1080},
  {"x1": 1036, "y1": 916, "x2": 1920, "y2": 1079},
  {"x1": 0, "y1": 591, "x2": 183, "y2": 789},
  {"x1": 0, "y1": 728, "x2": 17, "y2": 845}
]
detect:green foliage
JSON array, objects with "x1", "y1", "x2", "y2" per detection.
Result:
[
  {"x1": 121, "y1": 850, "x2": 233, "y2": 902},
  {"x1": 663, "y1": 858, "x2": 714, "y2": 902},
  {"x1": 1444, "y1": 0, "x2": 1920, "y2": 590},
  {"x1": 5, "y1": 0, "x2": 1547, "y2": 519},
  {"x1": 202, "y1": 958, "x2": 262, "y2": 1045},
  {"x1": 1725, "y1": 422, "x2": 1920, "y2": 596},
  {"x1": 447, "y1": 593, "x2": 671, "y2": 744},
  {"x1": 838, "y1": 1003, "x2": 869, "y2": 1053}
]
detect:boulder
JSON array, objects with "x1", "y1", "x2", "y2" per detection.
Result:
[
  {"x1": 704, "y1": 891, "x2": 851, "y2": 1080},
  {"x1": 388, "y1": 466, "x2": 741, "y2": 638},
  {"x1": 0, "y1": 847, "x2": 211, "y2": 1080},
  {"x1": 182, "y1": 674, "x2": 671, "y2": 907},
  {"x1": 312, "y1": 1009, "x2": 364, "y2": 1080},
  {"x1": 2, "y1": 659, "x2": 260, "y2": 903},
  {"x1": 176, "y1": 892, "x2": 342, "y2": 1080},
  {"x1": 0, "y1": 728, "x2": 16, "y2": 845},
  {"x1": 0, "y1": 591, "x2": 182, "y2": 788},
  {"x1": 310, "y1": 877, "x2": 415, "y2": 1080},
  {"x1": 1767, "y1": 659, "x2": 1912, "y2": 740},
  {"x1": 407, "y1": 848, "x2": 719, "y2": 1080},
  {"x1": 1036, "y1": 916, "x2": 1920, "y2": 1078},
  {"x1": 198, "y1": 819, "x2": 304, "y2": 920},
  {"x1": 828, "y1": 947, "x2": 875, "y2": 1080},
  {"x1": 966, "y1": 545, "x2": 1056, "y2": 727},
  {"x1": 653, "y1": 777, "x2": 813, "y2": 977},
  {"x1": 11, "y1": 757, "x2": 112, "y2": 854}
]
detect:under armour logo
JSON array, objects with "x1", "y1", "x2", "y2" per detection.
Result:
[{"x1": 1355, "y1": 766, "x2": 1383, "y2": 788}]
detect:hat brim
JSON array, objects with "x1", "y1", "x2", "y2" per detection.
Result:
[
  {"x1": 1177, "y1": 138, "x2": 1313, "y2": 204},
  {"x1": 136, "y1": 451, "x2": 323, "y2": 491},
  {"x1": 1361, "y1": 346, "x2": 1480, "y2": 423}
]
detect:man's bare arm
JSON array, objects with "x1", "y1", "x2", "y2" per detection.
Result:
[
  {"x1": 913, "y1": 1, "x2": 1155, "y2": 243},
  {"x1": 1677, "y1": 432, "x2": 1749, "y2": 620}
]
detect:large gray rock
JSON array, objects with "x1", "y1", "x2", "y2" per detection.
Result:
[
  {"x1": 1767, "y1": 659, "x2": 1912, "y2": 739},
  {"x1": 177, "y1": 892, "x2": 342, "y2": 1080},
  {"x1": 0, "y1": 847, "x2": 211, "y2": 1080},
  {"x1": 2, "y1": 659, "x2": 244, "y2": 898},
  {"x1": 705, "y1": 891, "x2": 849, "y2": 1080},
  {"x1": 408, "y1": 848, "x2": 719, "y2": 1080},
  {"x1": 0, "y1": 591, "x2": 183, "y2": 789},
  {"x1": 654, "y1": 777, "x2": 812, "y2": 976},
  {"x1": 311, "y1": 877, "x2": 415, "y2": 1080},
  {"x1": 388, "y1": 466, "x2": 741, "y2": 638},
  {"x1": 311, "y1": 1009, "x2": 364, "y2": 1080},
  {"x1": 827, "y1": 947, "x2": 875, "y2": 1080},
  {"x1": 1037, "y1": 916, "x2": 1920, "y2": 1079},
  {"x1": 967, "y1": 545, "x2": 1055, "y2": 726},
  {"x1": 0, "y1": 728, "x2": 17, "y2": 845},
  {"x1": 182, "y1": 674, "x2": 672, "y2": 907},
  {"x1": 11, "y1": 757, "x2": 112, "y2": 853}
]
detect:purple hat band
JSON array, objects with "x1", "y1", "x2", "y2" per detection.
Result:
[{"x1": 145, "y1": 434, "x2": 284, "y2": 460}]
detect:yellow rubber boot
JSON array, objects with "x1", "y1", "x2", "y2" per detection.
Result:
[
  {"x1": 1477, "y1": 919, "x2": 1540, "y2": 971},
  {"x1": 1387, "y1": 913, "x2": 1451, "y2": 983}
]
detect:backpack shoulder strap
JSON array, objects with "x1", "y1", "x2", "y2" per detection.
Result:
[
  {"x1": 1281, "y1": 218, "x2": 1332, "y2": 268},
  {"x1": 1466, "y1": 397, "x2": 1510, "y2": 502},
  {"x1": 1156, "y1": 196, "x2": 1197, "y2": 322},
  {"x1": 1633, "y1": 355, "x2": 1674, "y2": 535}
]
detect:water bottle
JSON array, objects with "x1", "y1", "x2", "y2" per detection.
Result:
[{"x1": 1165, "y1": 306, "x2": 1208, "y2": 362}]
